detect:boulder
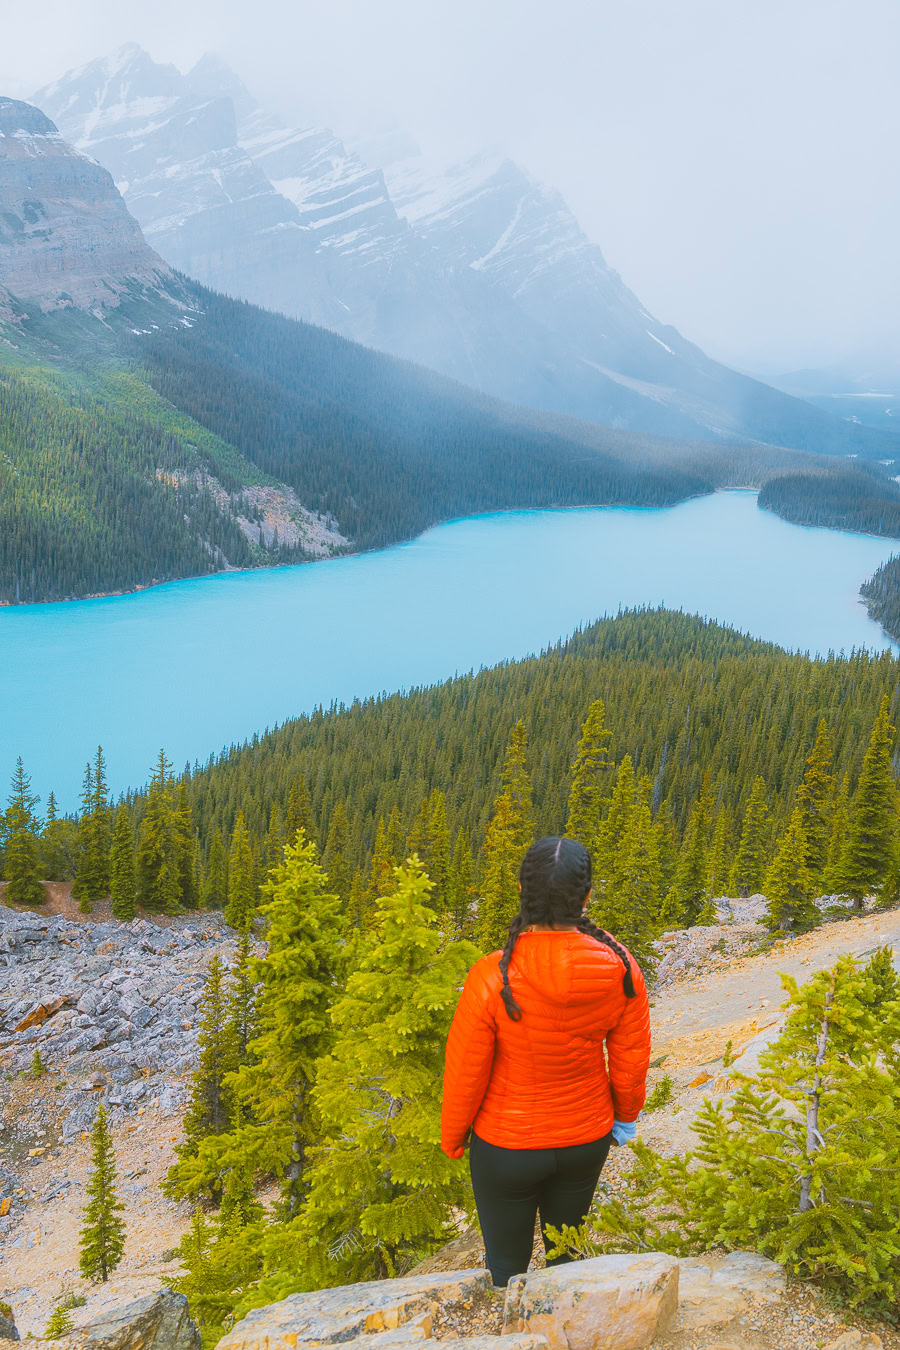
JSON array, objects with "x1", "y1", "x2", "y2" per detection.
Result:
[
  {"x1": 0, "y1": 1310, "x2": 19, "y2": 1342},
  {"x1": 217, "y1": 1269, "x2": 492, "y2": 1350},
  {"x1": 503, "y1": 1253, "x2": 679, "y2": 1350},
  {"x1": 50, "y1": 1290, "x2": 199, "y2": 1349},
  {"x1": 674, "y1": 1251, "x2": 786, "y2": 1331}
]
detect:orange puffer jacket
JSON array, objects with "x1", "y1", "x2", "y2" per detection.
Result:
[{"x1": 441, "y1": 930, "x2": 651, "y2": 1158}]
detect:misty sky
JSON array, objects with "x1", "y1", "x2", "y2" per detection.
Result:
[{"x1": 4, "y1": 0, "x2": 898, "y2": 373}]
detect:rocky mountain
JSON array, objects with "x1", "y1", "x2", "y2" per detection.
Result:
[
  {"x1": 32, "y1": 46, "x2": 897, "y2": 456},
  {"x1": 0, "y1": 96, "x2": 181, "y2": 320}
]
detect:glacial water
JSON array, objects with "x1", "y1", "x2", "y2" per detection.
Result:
[{"x1": 4, "y1": 489, "x2": 898, "y2": 809}]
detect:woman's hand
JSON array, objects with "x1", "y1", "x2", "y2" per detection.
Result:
[{"x1": 611, "y1": 1119, "x2": 637, "y2": 1146}]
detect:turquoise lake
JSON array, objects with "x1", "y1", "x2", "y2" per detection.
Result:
[{"x1": 4, "y1": 489, "x2": 899, "y2": 810}]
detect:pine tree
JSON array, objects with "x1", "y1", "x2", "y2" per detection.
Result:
[
  {"x1": 4, "y1": 758, "x2": 43, "y2": 906},
  {"x1": 598, "y1": 784, "x2": 661, "y2": 977},
  {"x1": 477, "y1": 722, "x2": 534, "y2": 951},
  {"x1": 833, "y1": 696, "x2": 898, "y2": 908},
  {"x1": 322, "y1": 802, "x2": 353, "y2": 907},
  {"x1": 763, "y1": 807, "x2": 820, "y2": 934},
  {"x1": 72, "y1": 747, "x2": 111, "y2": 913},
  {"x1": 729, "y1": 777, "x2": 770, "y2": 896},
  {"x1": 278, "y1": 860, "x2": 479, "y2": 1289},
  {"x1": 285, "y1": 775, "x2": 313, "y2": 843},
  {"x1": 795, "y1": 718, "x2": 835, "y2": 882},
  {"x1": 264, "y1": 803, "x2": 287, "y2": 877},
  {"x1": 705, "y1": 809, "x2": 731, "y2": 898},
  {"x1": 596, "y1": 755, "x2": 637, "y2": 891},
  {"x1": 361, "y1": 816, "x2": 396, "y2": 924},
  {"x1": 405, "y1": 790, "x2": 451, "y2": 912},
  {"x1": 40, "y1": 791, "x2": 80, "y2": 883},
  {"x1": 109, "y1": 804, "x2": 137, "y2": 921},
  {"x1": 565, "y1": 699, "x2": 612, "y2": 857},
  {"x1": 44, "y1": 1303, "x2": 75, "y2": 1339},
  {"x1": 664, "y1": 795, "x2": 713, "y2": 926},
  {"x1": 228, "y1": 931, "x2": 258, "y2": 1065},
  {"x1": 653, "y1": 798, "x2": 680, "y2": 895},
  {"x1": 136, "y1": 751, "x2": 181, "y2": 914},
  {"x1": 79, "y1": 1103, "x2": 126, "y2": 1283},
  {"x1": 448, "y1": 828, "x2": 476, "y2": 937},
  {"x1": 175, "y1": 780, "x2": 198, "y2": 910},
  {"x1": 824, "y1": 773, "x2": 850, "y2": 893},
  {"x1": 571, "y1": 951, "x2": 900, "y2": 1318},
  {"x1": 166, "y1": 833, "x2": 345, "y2": 1215},
  {"x1": 31, "y1": 1047, "x2": 46, "y2": 1077},
  {"x1": 225, "y1": 813, "x2": 256, "y2": 931},
  {"x1": 202, "y1": 829, "x2": 229, "y2": 910},
  {"x1": 180, "y1": 955, "x2": 237, "y2": 1161}
]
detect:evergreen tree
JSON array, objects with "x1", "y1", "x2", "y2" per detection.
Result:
[
  {"x1": 448, "y1": 828, "x2": 476, "y2": 937},
  {"x1": 40, "y1": 792, "x2": 80, "y2": 882},
  {"x1": 833, "y1": 695, "x2": 898, "y2": 907},
  {"x1": 136, "y1": 750, "x2": 181, "y2": 914},
  {"x1": 109, "y1": 804, "x2": 137, "y2": 921},
  {"x1": 79, "y1": 1103, "x2": 126, "y2": 1283},
  {"x1": 4, "y1": 758, "x2": 43, "y2": 905},
  {"x1": 477, "y1": 722, "x2": 534, "y2": 951},
  {"x1": 264, "y1": 803, "x2": 287, "y2": 877},
  {"x1": 44, "y1": 1304, "x2": 75, "y2": 1339},
  {"x1": 361, "y1": 815, "x2": 396, "y2": 924},
  {"x1": 228, "y1": 931, "x2": 258, "y2": 1065},
  {"x1": 763, "y1": 807, "x2": 820, "y2": 934},
  {"x1": 705, "y1": 808, "x2": 731, "y2": 898},
  {"x1": 729, "y1": 777, "x2": 770, "y2": 896},
  {"x1": 322, "y1": 802, "x2": 353, "y2": 907},
  {"x1": 565, "y1": 951, "x2": 900, "y2": 1318},
  {"x1": 272, "y1": 861, "x2": 479, "y2": 1290},
  {"x1": 596, "y1": 755, "x2": 637, "y2": 890},
  {"x1": 225, "y1": 812, "x2": 256, "y2": 931},
  {"x1": 202, "y1": 829, "x2": 228, "y2": 910},
  {"x1": 175, "y1": 780, "x2": 198, "y2": 910},
  {"x1": 72, "y1": 747, "x2": 111, "y2": 912},
  {"x1": 823, "y1": 773, "x2": 850, "y2": 893},
  {"x1": 565, "y1": 699, "x2": 612, "y2": 856},
  {"x1": 167, "y1": 833, "x2": 345, "y2": 1215},
  {"x1": 652, "y1": 798, "x2": 680, "y2": 895},
  {"x1": 285, "y1": 775, "x2": 313, "y2": 843},
  {"x1": 794, "y1": 718, "x2": 835, "y2": 882},
  {"x1": 31, "y1": 1047, "x2": 46, "y2": 1077},
  {"x1": 406, "y1": 790, "x2": 451, "y2": 912},
  {"x1": 598, "y1": 784, "x2": 661, "y2": 977},
  {"x1": 663, "y1": 795, "x2": 713, "y2": 926},
  {"x1": 179, "y1": 955, "x2": 237, "y2": 1160}
]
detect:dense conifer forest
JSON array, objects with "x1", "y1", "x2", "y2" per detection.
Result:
[
  {"x1": 6, "y1": 283, "x2": 900, "y2": 602},
  {"x1": 860, "y1": 552, "x2": 900, "y2": 641}
]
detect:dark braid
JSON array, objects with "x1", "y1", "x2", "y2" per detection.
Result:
[
  {"x1": 498, "y1": 836, "x2": 637, "y2": 1020},
  {"x1": 575, "y1": 916, "x2": 637, "y2": 999}
]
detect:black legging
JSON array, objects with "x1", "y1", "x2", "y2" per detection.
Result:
[{"x1": 469, "y1": 1130, "x2": 612, "y2": 1287}]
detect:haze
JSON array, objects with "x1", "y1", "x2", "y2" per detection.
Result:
[{"x1": 4, "y1": 0, "x2": 898, "y2": 374}]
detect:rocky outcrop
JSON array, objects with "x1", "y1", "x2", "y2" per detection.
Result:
[
  {"x1": 39, "y1": 1290, "x2": 199, "y2": 1349},
  {"x1": 0, "y1": 1308, "x2": 19, "y2": 1341},
  {"x1": 668, "y1": 1250, "x2": 786, "y2": 1332},
  {"x1": 217, "y1": 1269, "x2": 493, "y2": 1350},
  {"x1": 0, "y1": 97, "x2": 182, "y2": 318},
  {"x1": 503, "y1": 1254, "x2": 679, "y2": 1350}
]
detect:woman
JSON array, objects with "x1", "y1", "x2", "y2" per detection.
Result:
[{"x1": 441, "y1": 836, "x2": 651, "y2": 1288}]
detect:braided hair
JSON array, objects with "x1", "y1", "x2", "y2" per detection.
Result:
[{"x1": 498, "y1": 836, "x2": 637, "y2": 1021}]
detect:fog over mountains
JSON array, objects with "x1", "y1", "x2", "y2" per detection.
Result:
[{"x1": 32, "y1": 43, "x2": 898, "y2": 456}]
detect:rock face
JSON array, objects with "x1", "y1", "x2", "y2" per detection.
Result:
[
  {"x1": 47, "y1": 1290, "x2": 199, "y2": 1349},
  {"x1": 0, "y1": 97, "x2": 181, "y2": 318},
  {"x1": 32, "y1": 46, "x2": 883, "y2": 455},
  {"x1": 503, "y1": 1253, "x2": 679, "y2": 1350},
  {"x1": 217, "y1": 1269, "x2": 493, "y2": 1350},
  {"x1": 674, "y1": 1251, "x2": 786, "y2": 1331},
  {"x1": 0, "y1": 1309, "x2": 19, "y2": 1341}
]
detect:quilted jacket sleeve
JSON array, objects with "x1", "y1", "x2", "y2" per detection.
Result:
[
  {"x1": 605, "y1": 953, "x2": 651, "y2": 1123},
  {"x1": 441, "y1": 958, "x2": 498, "y2": 1159}
]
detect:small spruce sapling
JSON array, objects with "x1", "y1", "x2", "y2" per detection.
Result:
[{"x1": 79, "y1": 1103, "x2": 126, "y2": 1283}]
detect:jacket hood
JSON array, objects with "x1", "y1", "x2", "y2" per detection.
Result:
[{"x1": 508, "y1": 930, "x2": 622, "y2": 1008}]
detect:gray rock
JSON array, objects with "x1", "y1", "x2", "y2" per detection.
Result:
[
  {"x1": 54, "y1": 1290, "x2": 199, "y2": 1349},
  {"x1": 0, "y1": 1310, "x2": 19, "y2": 1341}
]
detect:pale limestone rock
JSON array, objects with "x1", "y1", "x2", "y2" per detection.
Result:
[
  {"x1": 822, "y1": 1332, "x2": 883, "y2": 1350},
  {"x1": 430, "y1": 1340, "x2": 545, "y2": 1350},
  {"x1": 217, "y1": 1269, "x2": 492, "y2": 1350},
  {"x1": 674, "y1": 1251, "x2": 785, "y2": 1331},
  {"x1": 503, "y1": 1253, "x2": 679, "y2": 1350},
  {"x1": 42, "y1": 1290, "x2": 199, "y2": 1349}
]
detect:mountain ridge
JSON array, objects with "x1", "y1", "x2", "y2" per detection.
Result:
[{"x1": 32, "y1": 45, "x2": 900, "y2": 457}]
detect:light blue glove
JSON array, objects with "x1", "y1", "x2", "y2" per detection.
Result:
[{"x1": 611, "y1": 1119, "x2": 638, "y2": 1146}]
